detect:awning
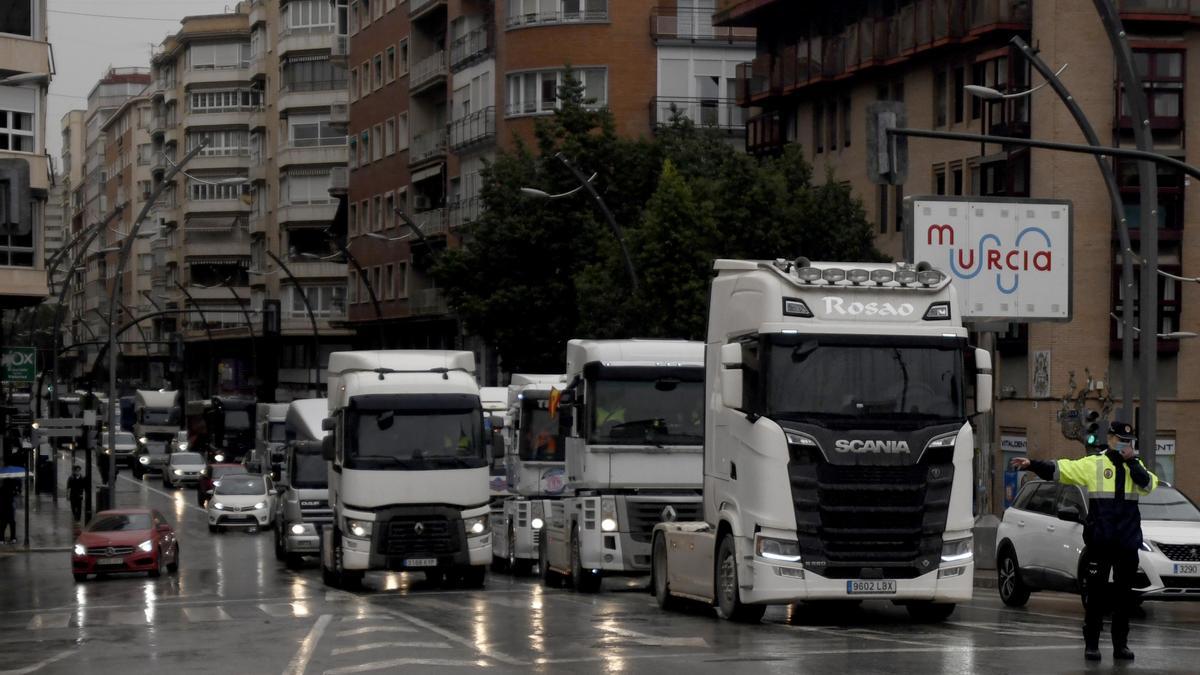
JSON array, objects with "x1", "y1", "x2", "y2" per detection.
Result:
[
  {"x1": 184, "y1": 216, "x2": 238, "y2": 231},
  {"x1": 411, "y1": 163, "x2": 443, "y2": 184},
  {"x1": 283, "y1": 54, "x2": 329, "y2": 64},
  {"x1": 185, "y1": 256, "x2": 250, "y2": 267}
]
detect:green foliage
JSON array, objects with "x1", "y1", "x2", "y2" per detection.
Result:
[{"x1": 434, "y1": 72, "x2": 885, "y2": 369}]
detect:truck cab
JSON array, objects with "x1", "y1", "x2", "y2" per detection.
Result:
[
  {"x1": 273, "y1": 398, "x2": 332, "y2": 567},
  {"x1": 540, "y1": 340, "x2": 705, "y2": 592},
  {"x1": 320, "y1": 351, "x2": 490, "y2": 589},
  {"x1": 132, "y1": 389, "x2": 183, "y2": 479},
  {"x1": 652, "y1": 258, "x2": 991, "y2": 623},
  {"x1": 480, "y1": 387, "x2": 510, "y2": 502},
  {"x1": 204, "y1": 396, "x2": 257, "y2": 464},
  {"x1": 252, "y1": 403, "x2": 290, "y2": 477}
]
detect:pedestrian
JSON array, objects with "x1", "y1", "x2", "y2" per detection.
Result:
[
  {"x1": 0, "y1": 475, "x2": 17, "y2": 544},
  {"x1": 67, "y1": 465, "x2": 87, "y2": 523},
  {"x1": 1011, "y1": 421, "x2": 1158, "y2": 662},
  {"x1": 197, "y1": 471, "x2": 213, "y2": 508}
]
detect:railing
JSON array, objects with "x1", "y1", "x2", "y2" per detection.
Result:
[
  {"x1": 506, "y1": 8, "x2": 609, "y2": 29},
  {"x1": 413, "y1": 208, "x2": 448, "y2": 238},
  {"x1": 410, "y1": 288, "x2": 448, "y2": 315},
  {"x1": 650, "y1": 7, "x2": 755, "y2": 43},
  {"x1": 280, "y1": 79, "x2": 347, "y2": 93},
  {"x1": 448, "y1": 196, "x2": 482, "y2": 229},
  {"x1": 290, "y1": 136, "x2": 347, "y2": 148},
  {"x1": 280, "y1": 24, "x2": 334, "y2": 36},
  {"x1": 967, "y1": 0, "x2": 1032, "y2": 30},
  {"x1": 410, "y1": 129, "x2": 448, "y2": 164},
  {"x1": 450, "y1": 25, "x2": 491, "y2": 70},
  {"x1": 746, "y1": 112, "x2": 785, "y2": 156},
  {"x1": 410, "y1": 50, "x2": 448, "y2": 91},
  {"x1": 448, "y1": 107, "x2": 496, "y2": 150},
  {"x1": 650, "y1": 97, "x2": 746, "y2": 131}
]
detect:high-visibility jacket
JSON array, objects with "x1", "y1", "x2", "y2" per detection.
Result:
[{"x1": 1029, "y1": 449, "x2": 1158, "y2": 550}]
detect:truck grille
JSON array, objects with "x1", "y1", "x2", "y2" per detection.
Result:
[
  {"x1": 380, "y1": 516, "x2": 459, "y2": 557},
  {"x1": 299, "y1": 499, "x2": 333, "y2": 525},
  {"x1": 789, "y1": 446, "x2": 953, "y2": 579},
  {"x1": 626, "y1": 500, "x2": 703, "y2": 543},
  {"x1": 1158, "y1": 544, "x2": 1200, "y2": 562}
]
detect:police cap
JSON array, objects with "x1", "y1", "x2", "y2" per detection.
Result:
[{"x1": 1108, "y1": 421, "x2": 1135, "y2": 441}]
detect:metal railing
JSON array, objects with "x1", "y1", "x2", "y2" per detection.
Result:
[
  {"x1": 413, "y1": 208, "x2": 448, "y2": 237},
  {"x1": 411, "y1": 50, "x2": 448, "y2": 91},
  {"x1": 651, "y1": 97, "x2": 746, "y2": 131},
  {"x1": 450, "y1": 25, "x2": 491, "y2": 70},
  {"x1": 448, "y1": 107, "x2": 496, "y2": 150},
  {"x1": 448, "y1": 196, "x2": 482, "y2": 229},
  {"x1": 280, "y1": 78, "x2": 347, "y2": 93},
  {"x1": 650, "y1": 7, "x2": 755, "y2": 43},
  {"x1": 410, "y1": 288, "x2": 448, "y2": 315},
  {"x1": 410, "y1": 129, "x2": 448, "y2": 164},
  {"x1": 1117, "y1": 0, "x2": 1197, "y2": 13},
  {"x1": 506, "y1": 8, "x2": 608, "y2": 28}
]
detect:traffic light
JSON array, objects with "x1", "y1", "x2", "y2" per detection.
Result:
[{"x1": 1083, "y1": 409, "x2": 1103, "y2": 452}]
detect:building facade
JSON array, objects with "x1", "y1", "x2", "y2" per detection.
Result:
[{"x1": 716, "y1": 0, "x2": 1200, "y2": 502}]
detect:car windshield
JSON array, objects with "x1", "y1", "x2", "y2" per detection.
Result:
[
  {"x1": 347, "y1": 408, "x2": 485, "y2": 470},
  {"x1": 520, "y1": 398, "x2": 563, "y2": 461},
  {"x1": 1139, "y1": 487, "x2": 1200, "y2": 522},
  {"x1": 89, "y1": 513, "x2": 151, "y2": 532},
  {"x1": 268, "y1": 422, "x2": 287, "y2": 442},
  {"x1": 171, "y1": 452, "x2": 204, "y2": 466},
  {"x1": 764, "y1": 334, "x2": 965, "y2": 426},
  {"x1": 142, "y1": 409, "x2": 178, "y2": 425},
  {"x1": 215, "y1": 476, "x2": 265, "y2": 495},
  {"x1": 115, "y1": 432, "x2": 135, "y2": 445},
  {"x1": 589, "y1": 374, "x2": 703, "y2": 446},
  {"x1": 225, "y1": 410, "x2": 251, "y2": 430},
  {"x1": 291, "y1": 450, "x2": 327, "y2": 489},
  {"x1": 211, "y1": 465, "x2": 241, "y2": 479}
]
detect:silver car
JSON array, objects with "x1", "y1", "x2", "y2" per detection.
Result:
[
  {"x1": 163, "y1": 452, "x2": 207, "y2": 489},
  {"x1": 107, "y1": 431, "x2": 138, "y2": 465}
]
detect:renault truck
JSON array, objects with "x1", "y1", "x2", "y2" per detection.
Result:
[
  {"x1": 132, "y1": 389, "x2": 183, "y2": 479},
  {"x1": 490, "y1": 374, "x2": 567, "y2": 574},
  {"x1": 650, "y1": 258, "x2": 991, "y2": 623},
  {"x1": 274, "y1": 398, "x2": 331, "y2": 567},
  {"x1": 540, "y1": 340, "x2": 705, "y2": 592},
  {"x1": 320, "y1": 351, "x2": 490, "y2": 589}
]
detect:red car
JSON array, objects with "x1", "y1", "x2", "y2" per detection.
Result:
[{"x1": 72, "y1": 508, "x2": 180, "y2": 581}]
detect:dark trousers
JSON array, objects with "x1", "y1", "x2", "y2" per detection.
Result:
[
  {"x1": 0, "y1": 514, "x2": 15, "y2": 541},
  {"x1": 1082, "y1": 545, "x2": 1140, "y2": 647},
  {"x1": 70, "y1": 497, "x2": 83, "y2": 521}
]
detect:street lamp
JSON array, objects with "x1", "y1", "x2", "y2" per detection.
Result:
[
  {"x1": 519, "y1": 172, "x2": 598, "y2": 200},
  {"x1": 963, "y1": 64, "x2": 1068, "y2": 101}
]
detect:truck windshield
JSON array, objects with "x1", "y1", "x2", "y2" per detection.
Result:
[
  {"x1": 291, "y1": 450, "x2": 327, "y2": 489},
  {"x1": 520, "y1": 399, "x2": 562, "y2": 461},
  {"x1": 142, "y1": 409, "x2": 178, "y2": 425},
  {"x1": 347, "y1": 409, "x2": 485, "y2": 470},
  {"x1": 764, "y1": 335, "x2": 964, "y2": 424},
  {"x1": 225, "y1": 411, "x2": 251, "y2": 430},
  {"x1": 268, "y1": 422, "x2": 287, "y2": 442},
  {"x1": 589, "y1": 377, "x2": 703, "y2": 446}
]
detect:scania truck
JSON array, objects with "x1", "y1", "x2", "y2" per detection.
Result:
[
  {"x1": 651, "y1": 258, "x2": 991, "y2": 622},
  {"x1": 274, "y1": 398, "x2": 331, "y2": 567},
  {"x1": 320, "y1": 351, "x2": 490, "y2": 589},
  {"x1": 132, "y1": 389, "x2": 183, "y2": 478},
  {"x1": 540, "y1": 340, "x2": 705, "y2": 592},
  {"x1": 491, "y1": 374, "x2": 566, "y2": 575}
]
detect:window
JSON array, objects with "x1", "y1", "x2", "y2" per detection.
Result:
[
  {"x1": 826, "y1": 101, "x2": 836, "y2": 151},
  {"x1": 359, "y1": 61, "x2": 370, "y2": 96},
  {"x1": 1116, "y1": 159, "x2": 1184, "y2": 231},
  {"x1": 348, "y1": 136, "x2": 358, "y2": 168},
  {"x1": 190, "y1": 42, "x2": 251, "y2": 70},
  {"x1": 398, "y1": 40, "x2": 409, "y2": 76},
  {"x1": 396, "y1": 262, "x2": 408, "y2": 298},
  {"x1": 348, "y1": 270, "x2": 358, "y2": 304},
  {"x1": 841, "y1": 95, "x2": 851, "y2": 147},
  {"x1": 813, "y1": 103, "x2": 823, "y2": 154},
  {"x1": 971, "y1": 62, "x2": 986, "y2": 120},
  {"x1": 372, "y1": 123, "x2": 383, "y2": 161},
  {"x1": 952, "y1": 165, "x2": 963, "y2": 195},
  {"x1": 953, "y1": 66, "x2": 965, "y2": 124},
  {"x1": 506, "y1": 68, "x2": 607, "y2": 116},
  {"x1": 283, "y1": 0, "x2": 335, "y2": 31},
  {"x1": 876, "y1": 184, "x2": 887, "y2": 234},
  {"x1": 1113, "y1": 261, "x2": 1183, "y2": 348},
  {"x1": 190, "y1": 89, "x2": 262, "y2": 113},
  {"x1": 386, "y1": 0, "x2": 396, "y2": 10},
  {"x1": 384, "y1": 264, "x2": 394, "y2": 300},
  {"x1": 360, "y1": 0, "x2": 372, "y2": 26},
  {"x1": 933, "y1": 69, "x2": 947, "y2": 127},
  {"x1": 348, "y1": 202, "x2": 357, "y2": 233},
  {"x1": 359, "y1": 130, "x2": 369, "y2": 164},
  {"x1": 385, "y1": 46, "x2": 396, "y2": 82},
  {"x1": 186, "y1": 129, "x2": 250, "y2": 156},
  {"x1": 894, "y1": 184, "x2": 904, "y2": 232},
  {"x1": 0, "y1": 87, "x2": 36, "y2": 152},
  {"x1": 934, "y1": 167, "x2": 946, "y2": 195},
  {"x1": 281, "y1": 57, "x2": 346, "y2": 91},
  {"x1": 0, "y1": 1, "x2": 33, "y2": 36},
  {"x1": 397, "y1": 112, "x2": 409, "y2": 150},
  {"x1": 373, "y1": 0, "x2": 382, "y2": 20},
  {"x1": 290, "y1": 284, "x2": 346, "y2": 318},
  {"x1": 288, "y1": 113, "x2": 345, "y2": 147},
  {"x1": 360, "y1": 200, "x2": 369, "y2": 235},
  {"x1": 384, "y1": 117, "x2": 396, "y2": 155},
  {"x1": 373, "y1": 195, "x2": 383, "y2": 231},
  {"x1": 350, "y1": 69, "x2": 358, "y2": 101},
  {"x1": 189, "y1": 179, "x2": 242, "y2": 201},
  {"x1": 1122, "y1": 50, "x2": 1185, "y2": 130},
  {"x1": 384, "y1": 192, "x2": 395, "y2": 228},
  {"x1": 280, "y1": 172, "x2": 333, "y2": 205},
  {"x1": 373, "y1": 54, "x2": 383, "y2": 89},
  {"x1": 508, "y1": 0, "x2": 608, "y2": 27}
]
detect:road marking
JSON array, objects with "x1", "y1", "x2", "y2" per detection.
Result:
[
  {"x1": 25, "y1": 613, "x2": 70, "y2": 630},
  {"x1": 783, "y1": 624, "x2": 939, "y2": 648},
  {"x1": 119, "y1": 474, "x2": 207, "y2": 514},
  {"x1": 261, "y1": 602, "x2": 309, "y2": 618},
  {"x1": 335, "y1": 626, "x2": 418, "y2": 637},
  {"x1": 598, "y1": 625, "x2": 708, "y2": 648},
  {"x1": 330, "y1": 641, "x2": 451, "y2": 656},
  {"x1": 403, "y1": 598, "x2": 461, "y2": 612},
  {"x1": 965, "y1": 598, "x2": 1200, "y2": 635},
  {"x1": 182, "y1": 606, "x2": 232, "y2": 622},
  {"x1": 322, "y1": 659, "x2": 484, "y2": 675},
  {"x1": 282, "y1": 614, "x2": 332, "y2": 675},
  {"x1": 105, "y1": 610, "x2": 150, "y2": 626},
  {"x1": 385, "y1": 608, "x2": 524, "y2": 666},
  {"x1": 0, "y1": 650, "x2": 74, "y2": 675}
]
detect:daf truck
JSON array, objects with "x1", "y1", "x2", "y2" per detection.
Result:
[
  {"x1": 274, "y1": 398, "x2": 332, "y2": 567},
  {"x1": 132, "y1": 389, "x2": 183, "y2": 478},
  {"x1": 540, "y1": 340, "x2": 705, "y2": 592},
  {"x1": 320, "y1": 351, "x2": 490, "y2": 589},
  {"x1": 650, "y1": 258, "x2": 991, "y2": 622},
  {"x1": 490, "y1": 374, "x2": 567, "y2": 574}
]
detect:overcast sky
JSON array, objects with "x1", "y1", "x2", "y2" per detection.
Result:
[{"x1": 46, "y1": 0, "x2": 235, "y2": 161}]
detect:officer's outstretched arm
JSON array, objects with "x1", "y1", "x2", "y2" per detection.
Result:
[{"x1": 1041, "y1": 456, "x2": 1095, "y2": 487}]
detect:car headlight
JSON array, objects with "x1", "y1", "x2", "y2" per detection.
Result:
[
  {"x1": 253, "y1": 501, "x2": 267, "y2": 510},
  {"x1": 139, "y1": 455, "x2": 150, "y2": 465},
  {"x1": 345, "y1": 518, "x2": 372, "y2": 539},
  {"x1": 600, "y1": 518, "x2": 618, "y2": 532},
  {"x1": 464, "y1": 514, "x2": 488, "y2": 536},
  {"x1": 212, "y1": 502, "x2": 225, "y2": 511},
  {"x1": 139, "y1": 436, "x2": 148, "y2": 444},
  {"x1": 1141, "y1": 541, "x2": 1156, "y2": 553},
  {"x1": 941, "y1": 537, "x2": 973, "y2": 564},
  {"x1": 73, "y1": 543, "x2": 86, "y2": 556},
  {"x1": 531, "y1": 517, "x2": 544, "y2": 530},
  {"x1": 173, "y1": 469, "x2": 183, "y2": 476},
  {"x1": 214, "y1": 454, "x2": 225, "y2": 462},
  {"x1": 756, "y1": 536, "x2": 802, "y2": 562},
  {"x1": 137, "y1": 539, "x2": 153, "y2": 553}
]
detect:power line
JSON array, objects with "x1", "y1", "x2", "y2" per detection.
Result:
[{"x1": 48, "y1": 9, "x2": 183, "y2": 22}]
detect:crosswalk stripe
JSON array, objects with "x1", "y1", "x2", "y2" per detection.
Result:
[
  {"x1": 322, "y1": 658, "x2": 482, "y2": 674},
  {"x1": 335, "y1": 626, "x2": 418, "y2": 637},
  {"x1": 330, "y1": 641, "x2": 451, "y2": 656},
  {"x1": 105, "y1": 610, "x2": 150, "y2": 626},
  {"x1": 25, "y1": 613, "x2": 70, "y2": 630},
  {"x1": 182, "y1": 606, "x2": 233, "y2": 623},
  {"x1": 259, "y1": 602, "x2": 313, "y2": 618}
]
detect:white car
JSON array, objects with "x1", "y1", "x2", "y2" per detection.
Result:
[
  {"x1": 206, "y1": 474, "x2": 276, "y2": 533},
  {"x1": 996, "y1": 480, "x2": 1200, "y2": 605},
  {"x1": 163, "y1": 452, "x2": 206, "y2": 489}
]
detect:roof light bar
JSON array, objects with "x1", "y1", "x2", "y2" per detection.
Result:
[
  {"x1": 821, "y1": 268, "x2": 846, "y2": 283},
  {"x1": 917, "y1": 270, "x2": 944, "y2": 286},
  {"x1": 870, "y1": 269, "x2": 894, "y2": 285},
  {"x1": 846, "y1": 269, "x2": 870, "y2": 285},
  {"x1": 796, "y1": 266, "x2": 822, "y2": 283},
  {"x1": 895, "y1": 269, "x2": 918, "y2": 285}
]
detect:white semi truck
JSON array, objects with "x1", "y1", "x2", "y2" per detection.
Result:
[
  {"x1": 651, "y1": 258, "x2": 991, "y2": 622},
  {"x1": 274, "y1": 398, "x2": 331, "y2": 566},
  {"x1": 540, "y1": 340, "x2": 705, "y2": 592},
  {"x1": 320, "y1": 351, "x2": 491, "y2": 589},
  {"x1": 132, "y1": 389, "x2": 183, "y2": 478},
  {"x1": 490, "y1": 374, "x2": 567, "y2": 575}
]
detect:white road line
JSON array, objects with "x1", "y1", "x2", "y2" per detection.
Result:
[
  {"x1": 330, "y1": 641, "x2": 451, "y2": 656},
  {"x1": 283, "y1": 614, "x2": 332, "y2": 675},
  {"x1": 182, "y1": 606, "x2": 233, "y2": 622},
  {"x1": 119, "y1": 474, "x2": 207, "y2": 514},
  {"x1": 403, "y1": 598, "x2": 461, "y2": 612},
  {"x1": 598, "y1": 625, "x2": 708, "y2": 648},
  {"x1": 322, "y1": 659, "x2": 483, "y2": 675},
  {"x1": 385, "y1": 608, "x2": 524, "y2": 666},
  {"x1": 965, "y1": 598, "x2": 1200, "y2": 635},
  {"x1": 784, "y1": 624, "x2": 939, "y2": 649},
  {"x1": 0, "y1": 650, "x2": 75, "y2": 675},
  {"x1": 261, "y1": 602, "x2": 306, "y2": 618},
  {"x1": 335, "y1": 626, "x2": 418, "y2": 637},
  {"x1": 25, "y1": 613, "x2": 70, "y2": 630}
]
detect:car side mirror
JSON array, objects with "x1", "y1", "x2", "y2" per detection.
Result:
[
  {"x1": 322, "y1": 417, "x2": 336, "y2": 432},
  {"x1": 1057, "y1": 506, "x2": 1081, "y2": 523},
  {"x1": 974, "y1": 348, "x2": 993, "y2": 414},
  {"x1": 321, "y1": 435, "x2": 335, "y2": 461}
]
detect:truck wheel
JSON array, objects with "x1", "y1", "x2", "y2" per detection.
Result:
[
  {"x1": 715, "y1": 535, "x2": 764, "y2": 623},
  {"x1": 906, "y1": 602, "x2": 956, "y2": 622},
  {"x1": 998, "y1": 548, "x2": 1031, "y2": 607},
  {"x1": 509, "y1": 526, "x2": 532, "y2": 576},
  {"x1": 539, "y1": 534, "x2": 561, "y2": 588},
  {"x1": 652, "y1": 533, "x2": 681, "y2": 611},
  {"x1": 460, "y1": 565, "x2": 486, "y2": 589},
  {"x1": 571, "y1": 527, "x2": 601, "y2": 593}
]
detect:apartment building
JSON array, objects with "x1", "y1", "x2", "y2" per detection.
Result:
[
  {"x1": 716, "y1": 0, "x2": 1200, "y2": 501},
  {"x1": 0, "y1": 0, "x2": 52, "y2": 312},
  {"x1": 344, "y1": 0, "x2": 753, "y2": 378},
  {"x1": 43, "y1": 178, "x2": 65, "y2": 292}
]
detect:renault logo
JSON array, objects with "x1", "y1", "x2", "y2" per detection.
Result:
[
  {"x1": 413, "y1": 522, "x2": 425, "y2": 535},
  {"x1": 661, "y1": 506, "x2": 677, "y2": 523}
]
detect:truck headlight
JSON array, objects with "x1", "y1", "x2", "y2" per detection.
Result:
[
  {"x1": 465, "y1": 514, "x2": 488, "y2": 536},
  {"x1": 137, "y1": 539, "x2": 153, "y2": 553},
  {"x1": 177, "y1": 442, "x2": 188, "y2": 451},
  {"x1": 941, "y1": 537, "x2": 973, "y2": 564},
  {"x1": 73, "y1": 543, "x2": 86, "y2": 556},
  {"x1": 531, "y1": 517, "x2": 544, "y2": 530},
  {"x1": 139, "y1": 455, "x2": 150, "y2": 465},
  {"x1": 600, "y1": 496, "x2": 617, "y2": 531},
  {"x1": 756, "y1": 536, "x2": 802, "y2": 562},
  {"x1": 214, "y1": 454, "x2": 225, "y2": 463},
  {"x1": 600, "y1": 518, "x2": 618, "y2": 532},
  {"x1": 345, "y1": 519, "x2": 372, "y2": 539}
]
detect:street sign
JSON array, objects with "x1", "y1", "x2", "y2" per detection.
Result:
[
  {"x1": 1, "y1": 346, "x2": 36, "y2": 382},
  {"x1": 866, "y1": 101, "x2": 908, "y2": 185},
  {"x1": 906, "y1": 196, "x2": 1072, "y2": 322}
]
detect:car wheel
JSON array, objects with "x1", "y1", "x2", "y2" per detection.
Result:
[
  {"x1": 906, "y1": 602, "x2": 956, "y2": 622},
  {"x1": 73, "y1": 573, "x2": 87, "y2": 582},
  {"x1": 715, "y1": 534, "x2": 765, "y2": 623},
  {"x1": 571, "y1": 527, "x2": 601, "y2": 593},
  {"x1": 167, "y1": 545, "x2": 179, "y2": 574},
  {"x1": 653, "y1": 532, "x2": 681, "y2": 611},
  {"x1": 149, "y1": 550, "x2": 166, "y2": 578},
  {"x1": 998, "y1": 548, "x2": 1031, "y2": 607}
]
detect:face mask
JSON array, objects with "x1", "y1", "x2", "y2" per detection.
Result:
[{"x1": 1114, "y1": 441, "x2": 1131, "y2": 452}]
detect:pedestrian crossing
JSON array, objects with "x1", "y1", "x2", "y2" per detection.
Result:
[{"x1": 11, "y1": 600, "x2": 326, "y2": 631}]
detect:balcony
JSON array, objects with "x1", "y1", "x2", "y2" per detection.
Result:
[
  {"x1": 411, "y1": 0, "x2": 447, "y2": 20},
  {"x1": 278, "y1": 25, "x2": 335, "y2": 56},
  {"x1": 278, "y1": 81, "x2": 348, "y2": 112},
  {"x1": 412, "y1": 208, "x2": 448, "y2": 238},
  {"x1": 276, "y1": 142, "x2": 347, "y2": 169},
  {"x1": 182, "y1": 64, "x2": 255, "y2": 87},
  {"x1": 650, "y1": 98, "x2": 745, "y2": 132},
  {"x1": 448, "y1": 107, "x2": 496, "y2": 151},
  {"x1": 746, "y1": 112, "x2": 785, "y2": 156},
  {"x1": 410, "y1": 288, "x2": 448, "y2": 316},
  {"x1": 448, "y1": 197, "x2": 482, "y2": 230},
  {"x1": 507, "y1": 8, "x2": 609, "y2": 29},
  {"x1": 330, "y1": 102, "x2": 349, "y2": 128},
  {"x1": 277, "y1": 202, "x2": 338, "y2": 225},
  {"x1": 410, "y1": 51, "x2": 449, "y2": 94},
  {"x1": 287, "y1": 260, "x2": 346, "y2": 279},
  {"x1": 1118, "y1": 0, "x2": 1200, "y2": 19},
  {"x1": 187, "y1": 153, "x2": 253, "y2": 173},
  {"x1": 183, "y1": 226, "x2": 251, "y2": 257},
  {"x1": 650, "y1": 7, "x2": 755, "y2": 44},
  {"x1": 329, "y1": 166, "x2": 348, "y2": 197},
  {"x1": 183, "y1": 198, "x2": 251, "y2": 217},
  {"x1": 331, "y1": 35, "x2": 349, "y2": 65},
  {"x1": 410, "y1": 130, "x2": 448, "y2": 166},
  {"x1": 450, "y1": 25, "x2": 492, "y2": 71},
  {"x1": 182, "y1": 109, "x2": 261, "y2": 130}
]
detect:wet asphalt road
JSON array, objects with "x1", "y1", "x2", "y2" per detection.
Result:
[{"x1": 4, "y1": 475, "x2": 1200, "y2": 674}]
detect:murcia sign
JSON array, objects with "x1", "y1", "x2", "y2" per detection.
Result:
[{"x1": 906, "y1": 197, "x2": 1072, "y2": 322}]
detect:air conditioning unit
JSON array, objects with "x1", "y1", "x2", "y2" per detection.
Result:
[{"x1": 413, "y1": 195, "x2": 433, "y2": 210}]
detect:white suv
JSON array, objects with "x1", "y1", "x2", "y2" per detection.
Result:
[{"x1": 996, "y1": 480, "x2": 1200, "y2": 606}]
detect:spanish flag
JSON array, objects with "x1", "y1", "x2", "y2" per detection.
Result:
[{"x1": 548, "y1": 387, "x2": 562, "y2": 419}]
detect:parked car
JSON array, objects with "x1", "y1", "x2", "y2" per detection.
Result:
[
  {"x1": 996, "y1": 480, "x2": 1200, "y2": 606},
  {"x1": 72, "y1": 508, "x2": 179, "y2": 581},
  {"x1": 207, "y1": 473, "x2": 277, "y2": 533},
  {"x1": 163, "y1": 452, "x2": 206, "y2": 489},
  {"x1": 106, "y1": 431, "x2": 138, "y2": 466}
]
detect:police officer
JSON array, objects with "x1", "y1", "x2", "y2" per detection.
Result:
[{"x1": 1011, "y1": 421, "x2": 1157, "y2": 662}]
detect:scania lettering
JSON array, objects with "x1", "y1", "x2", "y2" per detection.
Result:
[
  {"x1": 274, "y1": 398, "x2": 332, "y2": 566},
  {"x1": 320, "y1": 351, "x2": 490, "y2": 589},
  {"x1": 540, "y1": 340, "x2": 704, "y2": 592},
  {"x1": 652, "y1": 259, "x2": 991, "y2": 623}
]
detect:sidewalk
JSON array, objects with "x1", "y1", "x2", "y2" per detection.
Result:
[{"x1": 0, "y1": 451, "x2": 93, "y2": 554}]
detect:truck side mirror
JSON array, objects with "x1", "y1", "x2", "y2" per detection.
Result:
[
  {"x1": 720, "y1": 343, "x2": 743, "y2": 410},
  {"x1": 974, "y1": 348, "x2": 993, "y2": 414},
  {"x1": 321, "y1": 435, "x2": 335, "y2": 461},
  {"x1": 321, "y1": 417, "x2": 336, "y2": 431}
]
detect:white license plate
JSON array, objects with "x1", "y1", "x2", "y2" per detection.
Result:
[
  {"x1": 404, "y1": 558, "x2": 437, "y2": 568},
  {"x1": 97, "y1": 557, "x2": 125, "y2": 566},
  {"x1": 1174, "y1": 564, "x2": 1200, "y2": 575},
  {"x1": 847, "y1": 579, "x2": 897, "y2": 595}
]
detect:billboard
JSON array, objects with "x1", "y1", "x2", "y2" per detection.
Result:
[
  {"x1": 2, "y1": 346, "x2": 36, "y2": 382},
  {"x1": 906, "y1": 197, "x2": 1072, "y2": 322}
]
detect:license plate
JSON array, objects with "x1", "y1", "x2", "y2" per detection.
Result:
[
  {"x1": 1174, "y1": 564, "x2": 1200, "y2": 575},
  {"x1": 847, "y1": 579, "x2": 897, "y2": 595},
  {"x1": 98, "y1": 557, "x2": 125, "y2": 566},
  {"x1": 404, "y1": 558, "x2": 437, "y2": 568}
]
